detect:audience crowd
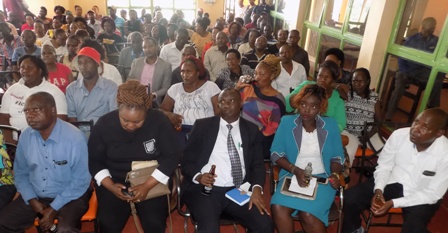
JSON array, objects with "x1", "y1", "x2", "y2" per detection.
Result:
[{"x1": 0, "y1": 2, "x2": 446, "y2": 233}]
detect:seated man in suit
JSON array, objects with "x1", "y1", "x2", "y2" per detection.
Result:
[
  {"x1": 342, "y1": 108, "x2": 448, "y2": 233},
  {"x1": 181, "y1": 88, "x2": 273, "y2": 233},
  {"x1": 0, "y1": 92, "x2": 91, "y2": 232},
  {"x1": 117, "y1": 31, "x2": 144, "y2": 81},
  {"x1": 128, "y1": 36, "x2": 172, "y2": 106}
]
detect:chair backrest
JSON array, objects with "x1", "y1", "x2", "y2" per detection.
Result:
[
  {"x1": 81, "y1": 188, "x2": 98, "y2": 221},
  {"x1": 70, "y1": 120, "x2": 95, "y2": 140},
  {"x1": 361, "y1": 121, "x2": 411, "y2": 155}
]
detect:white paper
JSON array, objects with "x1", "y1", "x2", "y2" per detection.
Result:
[
  {"x1": 289, "y1": 176, "x2": 317, "y2": 196},
  {"x1": 239, "y1": 182, "x2": 252, "y2": 194}
]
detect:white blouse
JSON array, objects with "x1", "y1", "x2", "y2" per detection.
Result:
[{"x1": 295, "y1": 127, "x2": 325, "y2": 174}]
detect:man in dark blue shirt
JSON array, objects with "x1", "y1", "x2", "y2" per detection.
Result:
[{"x1": 386, "y1": 17, "x2": 445, "y2": 120}]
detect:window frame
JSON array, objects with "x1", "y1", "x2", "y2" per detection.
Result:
[{"x1": 379, "y1": 0, "x2": 448, "y2": 113}]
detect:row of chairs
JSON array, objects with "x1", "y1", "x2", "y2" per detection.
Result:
[{"x1": 24, "y1": 120, "x2": 409, "y2": 232}]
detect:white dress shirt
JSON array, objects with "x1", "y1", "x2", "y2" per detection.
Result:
[
  {"x1": 272, "y1": 60, "x2": 307, "y2": 97},
  {"x1": 159, "y1": 42, "x2": 182, "y2": 71},
  {"x1": 194, "y1": 118, "x2": 246, "y2": 187},
  {"x1": 374, "y1": 128, "x2": 448, "y2": 208}
]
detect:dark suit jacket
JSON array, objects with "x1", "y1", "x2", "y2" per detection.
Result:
[{"x1": 181, "y1": 116, "x2": 266, "y2": 191}]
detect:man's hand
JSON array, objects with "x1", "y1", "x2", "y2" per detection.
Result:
[
  {"x1": 29, "y1": 199, "x2": 46, "y2": 214},
  {"x1": 370, "y1": 189, "x2": 393, "y2": 216},
  {"x1": 196, "y1": 173, "x2": 217, "y2": 187},
  {"x1": 39, "y1": 207, "x2": 58, "y2": 231},
  {"x1": 249, "y1": 186, "x2": 270, "y2": 215}
]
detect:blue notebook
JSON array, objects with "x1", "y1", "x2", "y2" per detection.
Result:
[{"x1": 225, "y1": 188, "x2": 251, "y2": 206}]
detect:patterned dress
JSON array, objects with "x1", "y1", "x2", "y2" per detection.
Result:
[
  {"x1": 240, "y1": 84, "x2": 285, "y2": 158},
  {"x1": 345, "y1": 91, "x2": 378, "y2": 137}
]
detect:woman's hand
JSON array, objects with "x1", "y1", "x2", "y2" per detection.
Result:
[
  {"x1": 105, "y1": 182, "x2": 133, "y2": 201},
  {"x1": 293, "y1": 167, "x2": 308, "y2": 187},
  {"x1": 234, "y1": 79, "x2": 249, "y2": 91},
  {"x1": 128, "y1": 183, "x2": 152, "y2": 203},
  {"x1": 164, "y1": 112, "x2": 183, "y2": 129},
  {"x1": 329, "y1": 174, "x2": 341, "y2": 189}
]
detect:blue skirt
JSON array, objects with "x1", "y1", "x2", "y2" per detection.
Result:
[{"x1": 270, "y1": 175, "x2": 336, "y2": 226}]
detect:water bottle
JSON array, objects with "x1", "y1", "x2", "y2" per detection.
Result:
[
  {"x1": 201, "y1": 165, "x2": 216, "y2": 196},
  {"x1": 304, "y1": 162, "x2": 313, "y2": 186}
]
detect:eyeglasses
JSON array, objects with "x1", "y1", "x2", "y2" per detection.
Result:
[{"x1": 23, "y1": 107, "x2": 44, "y2": 114}]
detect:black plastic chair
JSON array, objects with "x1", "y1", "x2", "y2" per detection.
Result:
[{"x1": 175, "y1": 166, "x2": 246, "y2": 233}]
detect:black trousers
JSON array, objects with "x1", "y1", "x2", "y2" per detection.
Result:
[
  {"x1": 342, "y1": 177, "x2": 442, "y2": 233},
  {"x1": 0, "y1": 184, "x2": 16, "y2": 211},
  {"x1": 0, "y1": 188, "x2": 91, "y2": 233},
  {"x1": 96, "y1": 183, "x2": 169, "y2": 233},
  {"x1": 182, "y1": 184, "x2": 274, "y2": 233}
]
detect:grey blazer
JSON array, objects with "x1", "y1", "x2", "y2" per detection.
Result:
[
  {"x1": 128, "y1": 57, "x2": 172, "y2": 104},
  {"x1": 117, "y1": 47, "x2": 134, "y2": 81}
]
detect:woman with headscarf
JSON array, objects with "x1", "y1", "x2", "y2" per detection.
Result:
[{"x1": 88, "y1": 80, "x2": 180, "y2": 232}]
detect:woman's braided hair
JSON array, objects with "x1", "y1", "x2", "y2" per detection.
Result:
[
  {"x1": 117, "y1": 80, "x2": 152, "y2": 111},
  {"x1": 259, "y1": 54, "x2": 282, "y2": 79}
]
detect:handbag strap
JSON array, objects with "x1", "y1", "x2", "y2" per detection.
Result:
[{"x1": 130, "y1": 194, "x2": 172, "y2": 233}]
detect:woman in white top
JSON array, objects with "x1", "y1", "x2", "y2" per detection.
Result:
[
  {"x1": 0, "y1": 55, "x2": 67, "y2": 130},
  {"x1": 160, "y1": 56, "x2": 220, "y2": 147},
  {"x1": 160, "y1": 55, "x2": 220, "y2": 127},
  {"x1": 270, "y1": 84, "x2": 344, "y2": 233}
]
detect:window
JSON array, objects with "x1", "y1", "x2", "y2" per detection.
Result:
[
  {"x1": 271, "y1": 0, "x2": 300, "y2": 33},
  {"x1": 107, "y1": 0, "x2": 196, "y2": 23},
  {"x1": 303, "y1": 0, "x2": 370, "y2": 78},
  {"x1": 378, "y1": 0, "x2": 448, "y2": 115}
]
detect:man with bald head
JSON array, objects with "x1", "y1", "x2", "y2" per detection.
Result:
[
  {"x1": 342, "y1": 108, "x2": 448, "y2": 233},
  {"x1": 386, "y1": 17, "x2": 445, "y2": 121},
  {"x1": 0, "y1": 92, "x2": 91, "y2": 232},
  {"x1": 241, "y1": 36, "x2": 269, "y2": 70},
  {"x1": 181, "y1": 88, "x2": 273, "y2": 233},
  {"x1": 204, "y1": 31, "x2": 229, "y2": 81},
  {"x1": 272, "y1": 44, "x2": 307, "y2": 97}
]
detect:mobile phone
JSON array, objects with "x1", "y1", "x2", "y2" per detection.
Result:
[
  {"x1": 122, "y1": 187, "x2": 133, "y2": 197},
  {"x1": 316, "y1": 177, "x2": 328, "y2": 184}
]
